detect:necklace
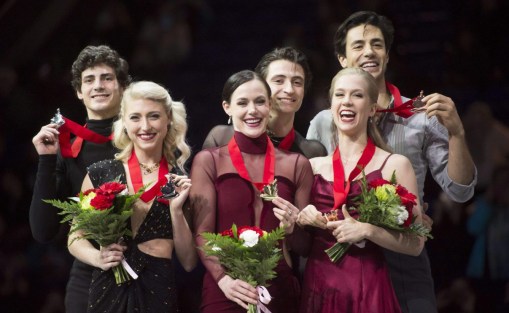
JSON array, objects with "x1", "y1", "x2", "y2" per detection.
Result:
[{"x1": 139, "y1": 162, "x2": 160, "y2": 175}]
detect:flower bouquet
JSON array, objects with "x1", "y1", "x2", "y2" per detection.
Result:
[
  {"x1": 325, "y1": 171, "x2": 433, "y2": 263},
  {"x1": 44, "y1": 180, "x2": 144, "y2": 284},
  {"x1": 201, "y1": 224, "x2": 285, "y2": 313}
]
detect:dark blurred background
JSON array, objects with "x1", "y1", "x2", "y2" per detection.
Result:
[{"x1": 1, "y1": 0, "x2": 509, "y2": 312}]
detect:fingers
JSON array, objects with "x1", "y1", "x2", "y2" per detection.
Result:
[
  {"x1": 33, "y1": 125, "x2": 60, "y2": 146},
  {"x1": 297, "y1": 206, "x2": 328, "y2": 229},
  {"x1": 218, "y1": 276, "x2": 258, "y2": 309},
  {"x1": 421, "y1": 213, "x2": 433, "y2": 231},
  {"x1": 272, "y1": 197, "x2": 298, "y2": 232},
  {"x1": 421, "y1": 93, "x2": 457, "y2": 115},
  {"x1": 168, "y1": 174, "x2": 192, "y2": 210},
  {"x1": 98, "y1": 244, "x2": 126, "y2": 270},
  {"x1": 341, "y1": 205, "x2": 351, "y2": 219},
  {"x1": 417, "y1": 93, "x2": 464, "y2": 136},
  {"x1": 328, "y1": 221, "x2": 349, "y2": 242},
  {"x1": 169, "y1": 174, "x2": 190, "y2": 188},
  {"x1": 230, "y1": 281, "x2": 258, "y2": 308},
  {"x1": 272, "y1": 197, "x2": 297, "y2": 216}
]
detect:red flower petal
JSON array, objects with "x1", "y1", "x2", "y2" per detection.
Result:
[
  {"x1": 90, "y1": 193, "x2": 114, "y2": 210},
  {"x1": 238, "y1": 226, "x2": 264, "y2": 237},
  {"x1": 98, "y1": 182, "x2": 126, "y2": 195},
  {"x1": 368, "y1": 178, "x2": 390, "y2": 188}
]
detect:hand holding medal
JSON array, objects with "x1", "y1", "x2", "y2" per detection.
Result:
[
  {"x1": 33, "y1": 108, "x2": 65, "y2": 154},
  {"x1": 159, "y1": 174, "x2": 179, "y2": 200}
]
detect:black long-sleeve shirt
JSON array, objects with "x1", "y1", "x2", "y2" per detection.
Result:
[
  {"x1": 30, "y1": 118, "x2": 116, "y2": 242},
  {"x1": 29, "y1": 118, "x2": 117, "y2": 311}
]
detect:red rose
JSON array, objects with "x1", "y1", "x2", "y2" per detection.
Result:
[
  {"x1": 369, "y1": 178, "x2": 391, "y2": 188},
  {"x1": 90, "y1": 193, "x2": 114, "y2": 210},
  {"x1": 396, "y1": 185, "x2": 417, "y2": 207},
  {"x1": 238, "y1": 226, "x2": 264, "y2": 237},
  {"x1": 98, "y1": 182, "x2": 126, "y2": 196},
  {"x1": 221, "y1": 229, "x2": 234, "y2": 238}
]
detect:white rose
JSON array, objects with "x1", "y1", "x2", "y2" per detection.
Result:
[
  {"x1": 239, "y1": 229, "x2": 260, "y2": 247},
  {"x1": 396, "y1": 205, "x2": 409, "y2": 225}
]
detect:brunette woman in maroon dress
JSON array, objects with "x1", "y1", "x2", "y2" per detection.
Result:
[
  {"x1": 297, "y1": 68, "x2": 426, "y2": 313},
  {"x1": 190, "y1": 70, "x2": 313, "y2": 313}
]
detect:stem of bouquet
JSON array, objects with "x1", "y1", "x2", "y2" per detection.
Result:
[
  {"x1": 248, "y1": 303, "x2": 256, "y2": 313},
  {"x1": 325, "y1": 242, "x2": 351, "y2": 263},
  {"x1": 112, "y1": 264, "x2": 130, "y2": 285}
]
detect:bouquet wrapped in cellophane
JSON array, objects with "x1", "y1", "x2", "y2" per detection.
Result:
[
  {"x1": 44, "y1": 180, "x2": 144, "y2": 284},
  {"x1": 201, "y1": 224, "x2": 285, "y2": 313},
  {"x1": 325, "y1": 171, "x2": 433, "y2": 263}
]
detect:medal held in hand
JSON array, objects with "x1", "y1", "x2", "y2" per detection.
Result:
[
  {"x1": 324, "y1": 209, "x2": 339, "y2": 222},
  {"x1": 159, "y1": 174, "x2": 179, "y2": 200},
  {"x1": 260, "y1": 179, "x2": 278, "y2": 201},
  {"x1": 50, "y1": 108, "x2": 65, "y2": 128},
  {"x1": 411, "y1": 90, "x2": 425, "y2": 110}
]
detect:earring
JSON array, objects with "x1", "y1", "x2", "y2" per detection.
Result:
[
  {"x1": 369, "y1": 117, "x2": 373, "y2": 124},
  {"x1": 228, "y1": 115, "x2": 231, "y2": 125}
]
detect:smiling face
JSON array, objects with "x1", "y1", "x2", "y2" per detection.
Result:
[
  {"x1": 338, "y1": 24, "x2": 389, "y2": 82},
  {"x1": 77, "y1": 64, "x2": 123, "y2": 119},
  {"x1": 265, "y1": 60, "x2": 305, "y2": 114},
  {"x1": 223, "y1": 79, "x2": 271, "y2": 138},
  {"x1": 330, "y1": 72, "x2": 376, "y2": 137},
  {"x1": 124, "y1": 98, "x2": 169, "y2": 156}
]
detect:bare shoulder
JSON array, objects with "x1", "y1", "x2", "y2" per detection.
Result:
[
  {"x1": 309, "y1": 155, "x2": 332, "y2": 176},
  {"x1": 384, "y1": 153, "x2": 414, "y2": 175}
]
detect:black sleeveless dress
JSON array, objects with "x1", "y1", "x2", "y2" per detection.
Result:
[{"x1": 86, "y1": 159, "x2": 178, "y2": 313}]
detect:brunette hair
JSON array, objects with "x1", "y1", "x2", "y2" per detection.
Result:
[
  {"x1": 221, "y1": 70, "x2": 271, "y2": 103},
  {"x1": 71, "y1": 45, "x2": 131, "y2": 92},
  {"x1": 254, "y1": 46, "x2": 312, "y2": 92},
  {"x1": 333, "y1": 11, "x2": 394, "y2": 58}
]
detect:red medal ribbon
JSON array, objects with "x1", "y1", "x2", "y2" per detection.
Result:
[
  {"x1": 332, "y1": 138, "x2": 376, "y2": 209},
  {"x1": 276, "y1": 128, "x2": 295, "y2": 151},
  {"x1": 376, "y1": 82, "x2": 416, "y2": 118},
  {"x1": 227, "y1": 134, "x2": 275, "y2": 191},
  {"x1": 127, "y1": 151, "x2": 169, "y2": 202},
  {"x1": 59, "y1": 117, "x2": 113, "y2": 158}
]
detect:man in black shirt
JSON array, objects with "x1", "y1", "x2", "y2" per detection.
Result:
[{"x1": 30, "y1": 45, "x2": 130, "y2": 313}]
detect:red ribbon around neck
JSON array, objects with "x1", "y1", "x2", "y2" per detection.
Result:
[
  {"x1": 227, "y1": 134, "x2": 275, "y2": 192},
  {"x1": 332, "y1": 138, "x2": 376, "y2": 209},
  {"x1": 376, "y1": 82, "x2": 418, "y2": 118},
  {"x1": 276, "y1": 128, "x2": 295, "y2": 151},
  {"x1": 58, "y1": 117, "x2": 112, "y2": 158},
  {"x1": 128, "y1": 150, "x2": 169, "y2": 203}
]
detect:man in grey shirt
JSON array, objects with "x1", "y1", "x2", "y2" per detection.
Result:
[{"x1": 307, "y1": 11, "x2": 476, "y2": 313}]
